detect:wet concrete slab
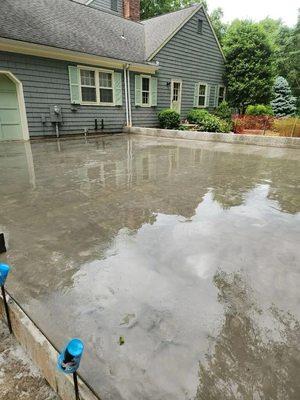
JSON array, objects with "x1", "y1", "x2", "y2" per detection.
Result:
[{"x1": 0, "y1": 135, "x2": 300, "y2": 399}]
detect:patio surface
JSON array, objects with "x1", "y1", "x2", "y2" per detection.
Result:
[{"x1": 0, "y1": 134, "x2": 299, "y2": 399}]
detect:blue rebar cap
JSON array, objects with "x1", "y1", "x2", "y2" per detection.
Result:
[
  {"x1": 0, "y1": 263, "x2": 10, "y2": 286},
  {"x1": 67, "y1": 338, "x2": 84, "y2": 357}
]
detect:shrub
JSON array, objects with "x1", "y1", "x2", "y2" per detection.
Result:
[
  {"x1": 219, "y1": 119, "x2": 233, "y2": 133},
  {"x1": 214, "y1": 101, "x2": 232, "y2": 121},
  {"x1": 186, "y1": 109, "x2": 209, "y2": 124},
  {"x1": 245, "y1": 104, "x2": 274, "y2": 116},
  {"x1": 158, "y1": 109, "x2": 180, "y2": 129},
  {"x1": 197, "y1": 114, "x2": 223, "y2": 132},
  {"x1": 233, "y1": 115, "x2": 274, "y2": 134}
]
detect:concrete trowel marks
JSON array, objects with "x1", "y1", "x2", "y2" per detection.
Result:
[{"x1": 0, "y1": 135, "x2": 299, "y2": 399}]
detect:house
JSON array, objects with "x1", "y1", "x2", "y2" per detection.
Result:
[{"x1": 0, "y1": 0, "x2": 226, "y2": 141}]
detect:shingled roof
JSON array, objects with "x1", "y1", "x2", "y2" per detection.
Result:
[{"x1": 0, "y1": 0, "x2": 202, "y2": 64}]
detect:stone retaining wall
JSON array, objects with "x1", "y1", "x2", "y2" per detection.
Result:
[{"x1": 124, "y1": 127, "x2": 300, "y2": 149}]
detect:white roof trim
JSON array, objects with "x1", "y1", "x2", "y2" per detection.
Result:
[
  {"x1": 202, "y1": 8, "x2": 226, "y2": 62},
  {"x1": 0, "y1": 37, "x2": 158, "y2": 73}
]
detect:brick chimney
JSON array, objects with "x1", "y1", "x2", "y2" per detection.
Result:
[{"x1": 123, "y1": 0, "x2": 140, "y2": 21}]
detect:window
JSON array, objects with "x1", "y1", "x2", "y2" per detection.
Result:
[
  {"x1": 198, "y1": 83, "x2": 207, "y2": 107},
  {"x1": 198, "y1": 19, "x2": 203, "y2": 34},
  {"x1": 111, "y1": 0, "x2": 118, "y2": 11},
  {"x1": 218, "y1": 86, "x2": 226, "y2": 106},
  {"x1": 80, "y1": 69, "x2": 96, "y2": 103},
  {"x1": 99, "y1": 72, "x2": 113, "y2": 104},
  {"x1": 80, "y1": 68, "x2": 114, "y2": 105},
  {"x1": 172, "y1": 82, "x2": 180, "y2": 101},
  {"x1": 142, "y1": 76, "x2": 150, "y2": 106}
]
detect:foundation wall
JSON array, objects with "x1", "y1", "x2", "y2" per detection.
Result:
[
  {"x1": 0, "y1": 291, "x2": 99, "y2": 400},
  {"x1": 125, "y1": 127, "x2": 300, "y2": 149}
]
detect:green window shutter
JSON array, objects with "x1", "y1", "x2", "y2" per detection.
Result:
[
  {"x1": 135, "y1": 75, "x2": 142, "y2": 106},
  {"x1": 193, "y1": 83, "x2": 199, "y2": 107},
  {"x1": 207, "y1": 85, "x2": 211, "y2": 107},
  {"x1": 114, "y1": 72, "x2": 122, "y2": 106},
  {"x1": 68, "y1": 66, "x2": 80, "y2": 104},
  {"x1": 150, "y1": 77, "x2": 158, "y2": 107},
  {"x1": 214, "y1": 85, "x2": 218, "y2": 107}
]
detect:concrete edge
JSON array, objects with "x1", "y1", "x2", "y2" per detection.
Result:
[
  {"x1": 124, "y1": 127, "x2": 300, "y2": 149},
  {"x1": 0, "y1": 292, "x2": 100, "y2": 400}
]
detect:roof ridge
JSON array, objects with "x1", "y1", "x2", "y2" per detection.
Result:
[
  {"x1": 66, "y1": 0, "x2": 144, "y2": 25},
  {"x1": 141, "y1": 4, "x2": 200, "y2": 23}
]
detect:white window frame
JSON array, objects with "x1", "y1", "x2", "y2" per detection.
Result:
[
  {"x1": 197, "y1": 82, "x2": 208, "y2": 108},
  {"x1": 78, "y1": 65, "x2": 115, "y2": 106},
  {"x1": 217, "y1": 85, "x2": 226, "y2": 106},
  {"x1": 141, "y1": 75, "x2": 151, "y2": 108}
]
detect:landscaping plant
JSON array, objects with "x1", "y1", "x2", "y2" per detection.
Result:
[
  {"x1": 186, "y1": 109, "x2": 210, "y2": 124},
  {"x1": 158, "y1": 109, "x2": 180, "y2": 129},
  {"x1": 271, "y1": 77, "x2": 297, "y2": 117},
  {"x1": 187, "y1": 108, "x2": 231, "y2": 133},
  {"x1": 245, "y1": 104, "x2": 274, "y2": 116},
  {"x1": 214, "y1": 101, "x2": 233, "y2": 121}
]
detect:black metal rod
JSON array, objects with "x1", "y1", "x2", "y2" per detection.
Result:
[
  {"x1": 1, "y1": 285, "x2": 12, "y2": 334},
  {"x1": 73, "y1": 372, "x2": 80, "y2": 400}
]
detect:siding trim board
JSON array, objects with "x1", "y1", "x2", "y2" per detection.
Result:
[{"x1": 0, "y1": 38, "x2": 158, "y2": 74}]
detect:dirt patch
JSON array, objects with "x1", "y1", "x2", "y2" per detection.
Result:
[{"x1": 0, "y1": 320, "x2": 59, "y2": 400}]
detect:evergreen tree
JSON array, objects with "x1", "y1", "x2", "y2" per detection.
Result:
[{"x1": 271, "y1": 76, "x2": 297, "y2": 117}]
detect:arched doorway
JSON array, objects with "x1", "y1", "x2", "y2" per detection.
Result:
[{"x1": 0, "y1": 71, "x2": 29, "y2": 141}]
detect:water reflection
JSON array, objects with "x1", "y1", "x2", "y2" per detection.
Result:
[
  {"x1": 0, "y1": 136, "x2": 299, "y2": 399},
  {"x1": 196, "y1": 271, "x2": 300, "y2": 400}
]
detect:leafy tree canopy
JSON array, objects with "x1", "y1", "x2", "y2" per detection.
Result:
[
  {"x1": 223, "y1": 20, "x2": 274, "y2": 111},
  {"x1": 141, "y1": 0, "x2": 207, "y2": 20}
]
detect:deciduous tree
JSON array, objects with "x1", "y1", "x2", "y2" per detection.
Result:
[{"x1": 223, "y1": 21, "x2": 274, "y2": 112}]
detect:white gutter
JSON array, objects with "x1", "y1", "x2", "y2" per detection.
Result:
[
  {"x1": 0, "y1": 37, "x2": 159, "y2": 74},
  {"x1": 123, "y1": 65, "x2": 129, "y2": 127},
  {"x1": 127, "y1": 68, "x2": 132, "y2": 127}
]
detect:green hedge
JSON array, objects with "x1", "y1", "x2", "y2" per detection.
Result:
[
  {"x1": 214, "y1": 101, "x2": 233, "y2": 122},
  {"x1": 187, "y1": 108, "x2": 231, "y2": 133},
  {"x1": 245, "y1": 104, "x2": 274, "y2": 116},
  {"x1": 158, "y1": 109, "x2": 180, "y2": 129}
]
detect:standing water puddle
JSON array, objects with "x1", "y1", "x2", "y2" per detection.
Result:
[{"x1": 0, "y1": 135, "x2": 299, "y2": 399}]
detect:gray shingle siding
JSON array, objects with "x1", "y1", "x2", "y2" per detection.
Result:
[
  {"x1": 153, "y1": 8, "x2": 225, "y2": 118},
  {"x1": 88, "y1": 0, "x2": 123, "y2": 16},
  {"x1": 0, "y1": 51, "x2": 157, "y2": 136},
  {"x1": 0, "y1": 6, "x2": 225, "y2": 137}
]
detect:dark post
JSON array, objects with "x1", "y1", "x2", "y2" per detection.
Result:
[
  {"x1": 73, "y1": 372, "x2": 80, "y2": 400},
  {"x1": 1, "y1": 285, "x2": 12, "y2": 334},
  {"x1": 0, "y1": 233, "x2": 6, "y2": 253}
]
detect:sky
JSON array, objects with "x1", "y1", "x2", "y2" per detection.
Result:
[{"x1": 207, "y1": 0, "x2": 299, "y2": 26}]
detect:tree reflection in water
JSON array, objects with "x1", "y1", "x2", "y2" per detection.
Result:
[{"x1": 196, "y1": 271, "x2": 300, "y2": 400}]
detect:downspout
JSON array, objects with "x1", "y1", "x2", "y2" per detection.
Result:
[
  {"x1": 127, "y1": 67, "x2": 132, "y2": 127},
  {"x1": 123, "y1": 65, "x2": 129, "y2": 127}
]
